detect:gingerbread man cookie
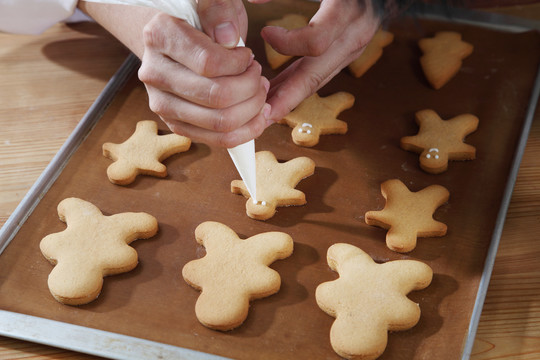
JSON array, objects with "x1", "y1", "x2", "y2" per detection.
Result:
[
  {"x1": 348, "y1": 29, "x2": 394, "y2": 78},
  {"x1": 182, "y1": 221, "x2": 293, "y2": 331},
  {"x1": 264, "y1": 14, "x2": 308, "y2": 69},
  {"x1": 400, "y1": 109, "x2": 479, "y2": 174},
  {"x1": 365, "y1": 179, "x2": 449, "y2": 253},
  {"x1": 419, "y1": 31, "x2": 473, "y2": 89},
  {"x1": 231, "y1": 150, "x2": 315, "y2": 220},
  {"x1": 279, "y1": 92, "x2": 355, "y2": 147},
  {"x1": 40, "y1": 198, "x2": 158, "y2": 305},
  {"x1": 316, "y1": 243, "x2": 433, "y2": 360},
  {"x1": 103, "y1": 120, "x2": 191, "y2": 185}
]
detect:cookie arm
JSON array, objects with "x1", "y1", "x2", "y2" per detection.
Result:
[{"x1": 57, "y1": 197, "x2": 103, "y2": 224}]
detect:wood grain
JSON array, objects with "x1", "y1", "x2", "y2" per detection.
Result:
[{"x1": 0, "y1": 4, "x2": 539, "y2": 360}]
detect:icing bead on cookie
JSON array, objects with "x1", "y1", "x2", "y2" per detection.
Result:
[
  {"x1": 400, "y1": 109, "x2": 479, "y2": 174},
  {"x1": 231, "y1": 151, "x2": 315, "y2": 220},
  {"x1": 279, "y1": 92, "x2": 355, "y2": 147},
  {"x1": 39, "y1": 198, "x2": 158, "y2": 305},
  {"x1": 365, "y1": 179, "x2": 449, "y2": 253},
  {"x1": 316, "y1": 243, "x2": 433, "y2": 360},
  {"x1": 182, "y1": 221, "x2": 293, "y2": 331},
  {"x1": 102, "y1": 120, "x2": 191, "y2": 185}
]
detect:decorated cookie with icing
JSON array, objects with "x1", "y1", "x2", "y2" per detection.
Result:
[
  {"x1": 400, "y1": 109, "x2": 479, "y2": 174},
  {"x1": 264, "y1": 14, "x2": 308, "y2": 69},
  {"x1": 348, "y1": 29, "x2": 394, "y2": 78},
  {"x1": 40, "y1": 198, "x2": 158, "y2": 305},
  {"x1": 182, "y1": 221, "x2": 293, "y2": 330},
  {"x1": 279, "y1": 92, "x2": 355, "y2": 147},
  {"x1": 365, "y1": 179, "x2": 449, "y2": 253},
  {"x1": 231, "y1": 151, "x2": 315, "y2": 220},
  {"x1": 419, "y1": 31, "x2": 473, "y2": 89},
  {"x1": 102, "y1": 120, "x2": 191, "y2": 185}
]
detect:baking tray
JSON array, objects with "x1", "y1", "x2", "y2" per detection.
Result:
[{"x1": 1, "y1": 2, "x2": 540, "y2": 359}]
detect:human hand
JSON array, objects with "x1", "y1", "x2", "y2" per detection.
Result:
[
  {"x1": 138, "y1": 0, "x2": 271, "y2": 148},
  {"x1": 255, "y1": 0, "x2": 380, "y2": 122}
]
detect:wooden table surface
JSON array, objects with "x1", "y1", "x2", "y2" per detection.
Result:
[{"x1": 1, "y1": 4, "x2": 539, "y2": 360}]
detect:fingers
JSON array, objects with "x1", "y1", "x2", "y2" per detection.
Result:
[
  {"x1": 141, "y1": 12, "x2": 252, "y2": 77},
  {"x1": 144, "y1": 71, "x2": 270, "y2": 133},
  {"x1": 162, "y1": 103, "x2": 272, "y2": 148},
  {"x1": 261, "y1": 0, "x2": 361, "y2": 57},
  {"x1": 139, "y1": 54, "x2": 261, "y2": 108},
  {"x1": 198, "y1": 0, "x2": 247, "y2": 48},
  {"x1": 140, "y1": 11, "x2": 270, "y2": 148},
  {"x1": 264, "y1": 2, "x2": 380, "y2": 122}
]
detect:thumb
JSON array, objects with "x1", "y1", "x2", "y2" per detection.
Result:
[{"x1": 197, "y1": 0, "x2": 241, "y2": 48}]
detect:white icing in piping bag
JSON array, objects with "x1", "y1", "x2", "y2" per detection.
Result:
[{"x1": 84, "y1": 0, "x2": 258, "y2": 202}]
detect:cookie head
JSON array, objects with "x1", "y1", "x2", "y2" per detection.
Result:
[
  {"x1": 420, "y1": 147, "x2": 448, "y2": 173},
  {"x1": 246, "y1": 198, "x2": 278, "y2": 220}
]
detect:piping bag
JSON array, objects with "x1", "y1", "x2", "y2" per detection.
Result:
[{"x1": 83, "y1": 0, "x2": 258, "y2": 202}]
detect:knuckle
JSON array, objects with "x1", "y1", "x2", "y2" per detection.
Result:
[
  {"x1": 212, "y1": 110, "x2": 233, "y2": 133},
  {"x1": 148, "y1": 97, "x2": 168, "y2": 117},
  {"x1": 137, "y1": 64, "x2": 152, "y2": 84},
  {"x1": 142, "y1": 17, "x2": 164, "y2": 48},
  {"x1": 304, "y1": 72, "x2": 325, "y2": 95},
  {"x1": 306, "y1": 37, "x2": 327, "y2": 57},
  {"x1": 216, "y1": 133, "x2": 237, "y2": 148},
  {"x1": 193, "y1": 48, "x2": 215, "y2": 77},
  {"x1": 207, "y1": 82, "x2": 225, "y2": 108}
]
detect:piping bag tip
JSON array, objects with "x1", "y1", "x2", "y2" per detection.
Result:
[{"x1": 228, "y1": 140, "x2": 257, "y2": 203}]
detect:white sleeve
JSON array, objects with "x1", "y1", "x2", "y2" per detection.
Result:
[{"x1": 0, "y1": 0, "x2": 79, "y2": 35}]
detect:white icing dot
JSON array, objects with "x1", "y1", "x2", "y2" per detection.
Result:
[
  {"x1": 306, "y1": 130, "x2": 312, "y2": 135},
  {"x1": 426, "y1": 154, "x2": 431, "y2": 159},
  {"x1": 435, "y1": 155, "x2": 440, "y2": 159}
]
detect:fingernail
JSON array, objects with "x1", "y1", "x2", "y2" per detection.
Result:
[
  {"x1": 215, "y1": 22, "x2": 238, "y2": 48},
  {"x1": 262, "y1": 77, "x2": 270, "y2": 93},
  {"x1": 262, "y1": 103, "x2": 272, "y2": 120}
]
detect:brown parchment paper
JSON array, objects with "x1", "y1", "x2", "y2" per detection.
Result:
[{"x1": 1, "y1": 1, "x2": 539, "y2": 359}]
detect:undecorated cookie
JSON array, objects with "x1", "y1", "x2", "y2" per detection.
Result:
[
  {"x1": 102, "y1": 120, "x2": 191, "y2": 185},
  {"x1": 40, "y1": 198, "x2": 158, "y2": 305},
  {"x1": 231, "y1": 150, "x2": 315, "y2": 220},
  {"x1": 365, "y1": 179, "x2": 449, "y2": 253},
  {"x1": 316, "y1": 243, "x2": 433, "y2": 360},
  {"x1": 419, "y1": 31, "x2": 473, "y2": 89},
  {"x1": 182, "y1": 221, "x2": 293, "y2": 330},
  {"x1": 348, "y1": 29, "x2": 394, "y2": 78}
]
